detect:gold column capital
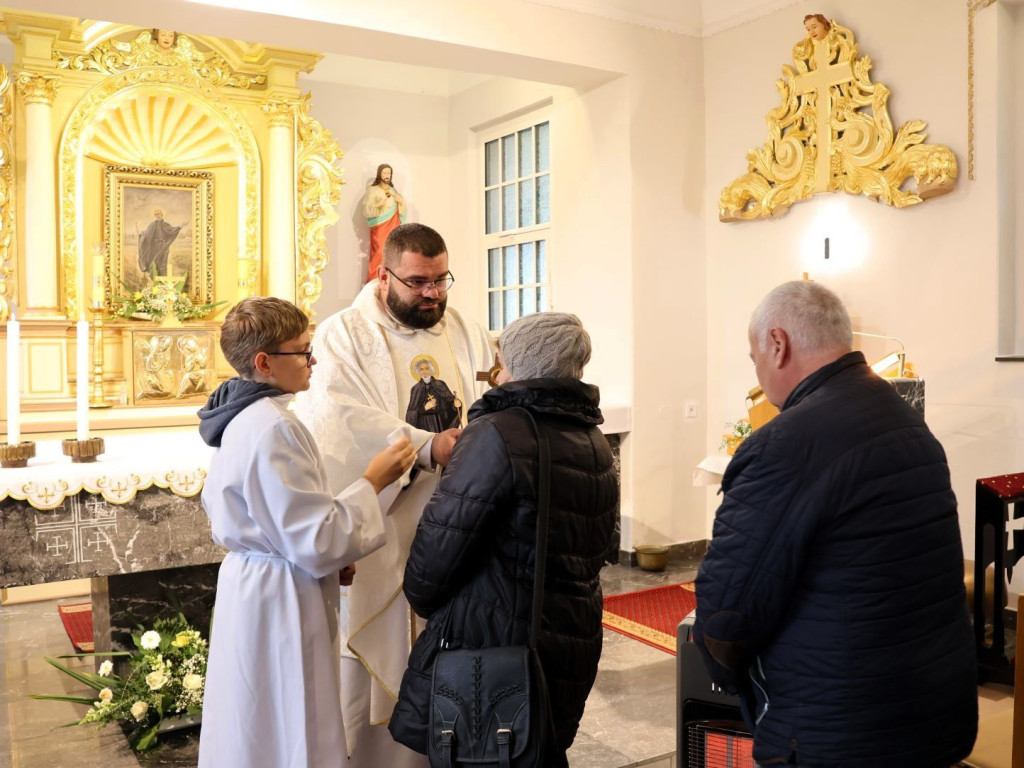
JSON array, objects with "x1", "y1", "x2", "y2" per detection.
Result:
[
  {"x1": 16, "y1": 72, "x2": 60, "y2": 106},
  {"x1": 262, "y1": 98, "x2": 297, "y2": 128}
]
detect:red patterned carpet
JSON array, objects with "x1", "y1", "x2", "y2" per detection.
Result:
[
  {"x1": 57, "y1": 602, "x2": 94, "y2": 653},
  {"x1": 602, "y1": 582, "x2": 697, "y2": 655}
]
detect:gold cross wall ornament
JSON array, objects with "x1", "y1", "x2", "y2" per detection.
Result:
[{"x1": 719, "y1": 17, "x2": 958, "y2": 223}]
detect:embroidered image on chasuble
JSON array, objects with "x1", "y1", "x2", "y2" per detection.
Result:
[
  {"x1": 405, "y1": 355, "x2": 463, "y2": 433},
  {"x1": 718, "y1": 16, "x2": 957, "y2": 222}
]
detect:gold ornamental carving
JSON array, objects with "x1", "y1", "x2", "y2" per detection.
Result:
[
  {"x1": 264, "y1": 99, "x2": 297, "y2": 129},
  {"x1": 59, "y1": 66, "x2": 261, "y2": 320},
  {"x1": 295, "y1": 94, "x2": 344, "y2": 318},
  {"x1": 719, "y1": 18, "x2": 957, "y2": 223},
  {"x1": 0, "y1": 65, "x2": 16, "y2": 323},
  {"x1": 15, "y1": 72, "x2": 60, "y2": 105},
  {"x1": 54, "y1": 30, "x2": 267, "y2": 90}
]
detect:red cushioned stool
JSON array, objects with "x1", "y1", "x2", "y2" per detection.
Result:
[{"x1": 975, "y1": 472, "x2": 1024, "y2": 685}]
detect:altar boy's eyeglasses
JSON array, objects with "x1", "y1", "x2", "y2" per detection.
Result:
[{"x1": 265, "y1": 350, "x2": 314, "y2": 367}]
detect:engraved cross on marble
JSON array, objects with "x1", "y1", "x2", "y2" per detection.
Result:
[
  {"x1": 794, "y1": 39, "x2": 855, "y2": 193},
  {"x1": 33, "y1": 494, "x2": 118, "y2": 565}
]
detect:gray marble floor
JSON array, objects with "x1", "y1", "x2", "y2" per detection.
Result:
[{"x1": 0, "y1": 556, "x2": 699, "y2": 768}]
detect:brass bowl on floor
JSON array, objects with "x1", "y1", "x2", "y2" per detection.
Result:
[{"x1": 635, "y1": 545, "x2": 670, "y2": 572}]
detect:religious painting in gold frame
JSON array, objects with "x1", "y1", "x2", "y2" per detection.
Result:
[{"x1": 104, "y1": 165, "x2": 214, "y2": 304}]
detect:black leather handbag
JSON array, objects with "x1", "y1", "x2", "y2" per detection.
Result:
[{"x1": 427, "y1": 409, "x2": 554, "y2": 768}]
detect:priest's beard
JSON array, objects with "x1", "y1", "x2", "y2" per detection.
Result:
[{"x1": 385, "y1": 288, "x2": 447, "y2": 330}]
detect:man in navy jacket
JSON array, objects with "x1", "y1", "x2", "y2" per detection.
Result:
[{"x1": 694, "y1": 281, "x2": 977, "y2": 768}]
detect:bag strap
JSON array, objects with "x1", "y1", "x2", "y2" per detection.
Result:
[{"x1": 518, "y1": 408, "x2": 551, "y2": 651}]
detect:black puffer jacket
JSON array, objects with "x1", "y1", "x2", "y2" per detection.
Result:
[
  {"x1": 694, "y1": 352, "x2": 977, "y2": 767},
  {"x1": 389, "y1": 378, "x2": 618, "y2": 764}
]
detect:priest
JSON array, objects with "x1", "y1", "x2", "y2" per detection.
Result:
[{"x1": 295, "y1": 222, "x2": 494, "y2": 767}]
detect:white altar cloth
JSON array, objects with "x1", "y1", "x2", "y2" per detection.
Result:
[
  {"x1": 694, "y1": 453, "x2": 731, "y2": 486},
  {"x1": 0, "y1": 432, "x2": 212, "y2": 509}
]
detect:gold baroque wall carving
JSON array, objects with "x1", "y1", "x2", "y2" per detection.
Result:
[
  {"x1": 719, "y1": 18, "x2": 957, "y2": 222},
  {"x1": 54, "y1": 30, "x2": 267, "y2": 90},
  {"x1": 295, "y1": 94, "x2": 344, "y2": 318}
]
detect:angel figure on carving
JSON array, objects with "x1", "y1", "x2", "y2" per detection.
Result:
[
  {"x1": 803, "y1": 14, "x2": 831, "y2": 41},
  {"x1": 362, "y1": 163, "x2": 406, "y2": 283},
  {"x1": 151, "y1": 28, "x2": 178, "y2": 51},
  {"x1": 136, "y1": 335, "x2": 173, "y2": 399},
  {"x1": 176, "y1": 337, "x2": 209, "y2": 399}
]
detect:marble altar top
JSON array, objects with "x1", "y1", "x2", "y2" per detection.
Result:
[{"x1": 0, "y1": 432, "x2": 212, "y2": 509}]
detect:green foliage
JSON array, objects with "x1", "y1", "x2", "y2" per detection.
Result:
[
  {"x1": 29, "y1": 614, "x2": 207, "y2": 752},
  {"x1": 719, "y1": 418, "x2": 753, "y2": 451}
]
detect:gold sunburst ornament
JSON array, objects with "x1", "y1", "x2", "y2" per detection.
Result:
[{"x1": 719, "y1": 14, "x2": 957, "y2": 223}]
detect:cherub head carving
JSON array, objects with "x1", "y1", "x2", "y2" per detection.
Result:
[
  {"x1": 151, "y1": 28, "x2": 178, "y2": 51},
  {"x1": 803, "y1": 14, "x2": 831, "y2": 41}
]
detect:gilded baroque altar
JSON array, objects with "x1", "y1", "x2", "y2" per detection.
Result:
[{"x1": 0, "y1": 12, "x2": 344, "y2": 431}]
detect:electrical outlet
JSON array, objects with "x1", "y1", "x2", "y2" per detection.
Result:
[{"x1": 684, "y1": 401, "x2": 699, "y2": 419}]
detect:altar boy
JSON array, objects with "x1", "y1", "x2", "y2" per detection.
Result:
[{"x1": 197, "y1": 297, "x2": 415, "y2": 768}]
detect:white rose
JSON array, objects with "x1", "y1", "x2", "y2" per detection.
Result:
[
  {"x1": 98, "y1": 660, "x2": 113, "y2": 677},
  {"x1": 98, "y1": 687, "x2": 113, "y2": 703},
  {"x1": 182, "y1": 673, "x2": 204, "y2": 691},
  {"x1": 145, "y1": 670, "x2": 167, "y2": 690},
  {"x1": 140, "y1": 631, "x2": 161, "y2": 650},
  {"x1": 130, "y1": 700, "x2": 149, "y2": 721}
]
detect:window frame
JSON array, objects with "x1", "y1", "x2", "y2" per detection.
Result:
[{"x1": 479, "y1": 114, "x2": 552, "y2": 332}]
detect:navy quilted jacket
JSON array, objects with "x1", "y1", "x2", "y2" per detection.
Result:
[
  {"x1": 694, "y1": 352, "x2": 977, "y2": 768},
  {"x1": 389, "y1": 378, "x2": 618, "y2": 762}
]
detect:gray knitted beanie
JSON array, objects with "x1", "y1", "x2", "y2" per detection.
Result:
[{"x1": 498, "y1": 312, "x2": 591, "y2": 381}]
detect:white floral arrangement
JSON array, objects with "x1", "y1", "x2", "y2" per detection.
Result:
[{"x1": 30, "y1": 614, "x2": 208, "y2": 752}]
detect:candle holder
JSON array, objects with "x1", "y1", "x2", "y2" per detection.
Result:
[
  {"x1": 0, "y1": 441, "x2": 36, "y2": 468},
  {"x1": 89, "y1": 305, "x2": 112, "y2": 409},
  {"x1": 62, "y1": 437, "x2": 104, "y2": 463}
]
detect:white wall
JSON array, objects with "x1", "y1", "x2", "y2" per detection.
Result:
[{"x1": 704, "y1": 0, "x2": 1024, "y2": 560}]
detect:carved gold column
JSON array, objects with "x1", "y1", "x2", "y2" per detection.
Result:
[
  {"x1": 16, "y1": 72, "x2": 60, "y2": 316},
  {"x1": 264, "y1": 99, "x2": 297, "y2": 303},
  {"x1": 0, "y1": 66, "x2": 16, "y2": 324}
]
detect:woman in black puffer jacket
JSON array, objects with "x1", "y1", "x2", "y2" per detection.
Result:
[{"x1": 388, "y1": 312, "x2": 619, "y2": 767}]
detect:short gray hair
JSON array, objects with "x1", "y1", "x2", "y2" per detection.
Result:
[{"x1": 749, "y1": 281, "x2": 852, "y2": 354}]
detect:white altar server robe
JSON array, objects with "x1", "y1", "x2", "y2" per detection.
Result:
[{"x1": 198, "y1": 395, "x2": 387, "y2": 768}]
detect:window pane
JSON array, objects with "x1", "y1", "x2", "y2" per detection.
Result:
[
  {"x1": 488, "y1": 248, "x2": 501, "y2": 288},
  {"x1": 520, "y1": 242, "x2": 536, "y2": 284},
  {"x1": 503, "y1": 245, "x2": 517, "y2": 286},
  {"x1": 503, "y1": 289, "x2": 517, "y2": 326},
  {"x1": 522, "y1": 285, "x2": 537, "y2": 315},
  {"x1": 536, "y1": 121, "x2": 550, "y2": 173},
  {"x1": 537, "y1": 285, "x2": 549, "y2": 312},
  {"x1": 502, "y1": 184, "x2": 515, "y2": 231},
  {"x1": 518, "y1": 179, "x2": 535, "y2": 228},
  {"x1": 518, "y1": 128, "x2": 534, "y2": 176},
  {"x1": 485, "y1": 189, "x2": 499, "y2": 234},
  {"x1": 537, "y1": 239, "x2": 547, "y2": 280},
  {"x1": 485, "y1": 140, "x2": 499, "y2": 187},
  {"x1": 502, "y1": 134, "x2": 515, "y2": 183},
  {"x1": 489, "y1": 291, "x2": 501, "y2": 331},
  {"x1": 536, "y1": 174, "x2": 550, "y2": 224}
]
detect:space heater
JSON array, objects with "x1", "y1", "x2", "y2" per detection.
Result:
[{"x1": 677, "y1": 613, "x2": 754, "y2": 768}]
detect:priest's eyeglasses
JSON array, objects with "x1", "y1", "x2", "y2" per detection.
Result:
[
  {"x1": 266, "y1": 350, "x2": 314, "y2": 367},
  {"x1": 385, "y1": 268, "x2": 455, "y2": 294}
]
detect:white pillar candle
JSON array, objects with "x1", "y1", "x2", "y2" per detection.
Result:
[
  {"x1": 6, "y1": 318, "x2": 20, "y2": 445},
  {"x1": 76, "y1": 320, "x2": 89, "y2": 441}
]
